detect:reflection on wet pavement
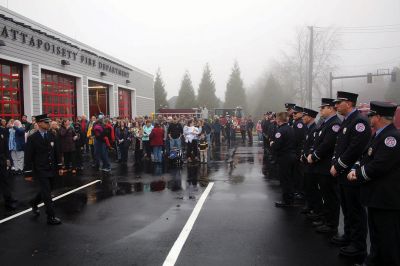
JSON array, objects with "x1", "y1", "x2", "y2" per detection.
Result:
[{"x1": 0, "y1": 143, "x2": 263, "y2": 220}]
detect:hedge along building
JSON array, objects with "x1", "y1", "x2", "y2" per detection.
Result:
[{"x1": 0, "y1": 6, "x2": 155, "y2": 121}]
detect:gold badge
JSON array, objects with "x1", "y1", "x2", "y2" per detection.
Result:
[
  {"x1": 343, "y1": 128, "x2": 347, "y2": 134},
  {"x1": 50, "y1": 142, "x2": 54, "y2": 147},
  {"x1": 368, "y1": 147, "x2": 373, "y2": 156}
]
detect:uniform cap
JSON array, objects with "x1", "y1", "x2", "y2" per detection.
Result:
[
  {"x1": 319, "y1": 98, "x2": 335, "y2": 107},
  {"x1": 367, "y1": 101, "x2": 397, "y2": 117},
  {"x1": 285, "y1": 103, "x2": 296, "y2": 110},
  {"x1": 334, "y1": 91, "x2": 358, "y2": 103},
  {"x1": 293, "y1": 106, "x2": 304, "y2": 113},
  {"x1": 303, "y1": 108, "x2": 318, "y2": 118},
  {"x1": 35, "y1": 113, "x2": 51, "y2": 123}
]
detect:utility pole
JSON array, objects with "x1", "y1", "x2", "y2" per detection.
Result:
[{"x1": 308, "y1": 26, "x2": 314, "y2": 108}]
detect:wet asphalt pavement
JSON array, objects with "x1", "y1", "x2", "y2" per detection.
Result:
[{"x1": 0, "y1": 143, "x2": 358, "y2": 266}]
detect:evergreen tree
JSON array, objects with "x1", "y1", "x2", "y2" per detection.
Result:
[
  {"x1": 154, "y1": 69, "x2": 168, "y2": 111},
  {"x1": 252, "y1": 74, "x2": 287, "y2": 118},
  {"x1": 385, "y1": 67, "x2": 400, "y2": 103},
  {"x1": 197, "y1": 63, "x2": 219, "y2": 109},
  {"x1": 176, "y1": 71, "x2": 197, "y2": 108},
  {"x1": 224, "y1": 61, "x2": 246, "y2": 110}
]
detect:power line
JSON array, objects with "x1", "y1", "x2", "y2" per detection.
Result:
[
  {"x1": 333, "y1": 44, "x2": 400, "y2": 51},
  {"x1": 315, "y1": 23, "x2": 400, "y2": 29}
]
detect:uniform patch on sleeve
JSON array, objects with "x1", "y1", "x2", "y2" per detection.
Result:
[
  {"x1": 275, "y1": 132, "x2": 281, "y2": 139},
  {"x1": 355, "y1": 123, "x2": 366, "y2": 132},
  {"x1": 297, "y1": 123, "x2": 303, "y2": 129},
  {"x1": 384, "y1": 136, "x2": 397, "y2": 147},
  {"x1": 332, "y1": 125, "x2": 340, "y2": 132}
]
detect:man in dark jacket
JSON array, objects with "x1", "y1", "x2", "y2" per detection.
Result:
[
  {"x1": 331, "y1": 91, "x2": 371, "y2": 257},
  {"x1": 348, "y1": 101, "x2": 400, "y2": 266},
  {"x1": 271, "y1": 112, "x2": 296, "y2": 207},
  {"x1": 308, "y1": 98, "x2": 342, "y2": 234},
  {"x1": 300, "y1": 108, "x2": 321, "y2": 216},
  {"x1": 168, "y1": 117, "x2": 183, "y2": 150},
  {"x1": 24, "y1": 114, "x2": 63, "y2": 225},
  {"x1": 292, "y1": 106, "x2": 306, "y2": 199},
  {"x1": 0, "y1": 128, "x2": 17, "y2": 210}
]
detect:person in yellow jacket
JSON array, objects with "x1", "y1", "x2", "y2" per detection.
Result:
[{"x1": 87, "y1": 116, "x2": 96, "y2": 165}]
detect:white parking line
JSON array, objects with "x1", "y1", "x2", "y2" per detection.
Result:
[
  {"x1": 163, "y1": 182, "x2": 214, "y2": 266},
  {"x1": 0, "y1": 179, "x2": 102, "y2": 225}
]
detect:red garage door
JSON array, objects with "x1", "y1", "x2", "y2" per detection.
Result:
[
  {"x1": 118, "y1": 88, "x2": 132, "y2": 118},
  {"x1": 41, "y1": 70, "x2": 76, "y2": 120},
  {"x1": 0, "y1": 59, "x2": 23, "y2": 120}
]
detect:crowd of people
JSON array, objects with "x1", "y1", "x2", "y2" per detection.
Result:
[
  {"x1": 0, "y1": 112, "x2": 257, "y2": 221},
  {"x1": 261, "y1": 91, "x2": 399, "y2": 266}
]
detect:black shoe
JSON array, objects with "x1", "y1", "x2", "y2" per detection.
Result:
[
  {"x1": 300, "y1": 207, "x2": 312, "y2": 214},
  {"x1": 30, "y1": 201, "x2": 40, "y2": 216},
  {"x1": 4, "y1": 199, "x2": 18, "y2": 211},
  {"x1": 306, "y1": 211, "x2": 322, "y2": 221},
  {"x1": 47, "y1": 216, "x2": 62, "y2": 225},
  {"x1": 315, "y1": 224, "x2": 338, "y2": 234},
  {"x1": 312, "y1": 220, "x2": 324, "y2": 227},
  {"x1": 330, "y1": 234, "x2": 350, "y2": 246},
  {"x1": 339, "y1": 244, "x2": 366, "y2": 257},
  {"x1": 275, "y1": 201, "x2": 295, "y2": 208}
]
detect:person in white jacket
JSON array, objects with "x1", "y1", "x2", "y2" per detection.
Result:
[{"x1": 183, "y1": 120, "x2": 199, "y2": 162}]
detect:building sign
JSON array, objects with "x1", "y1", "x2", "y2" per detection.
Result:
[{"x1": 0, "y1": 24, "x2": 130, "y2": 78}]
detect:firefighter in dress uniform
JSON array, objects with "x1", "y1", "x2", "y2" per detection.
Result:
[
  {"x1": 271, "y1": 112, "x2": 297, "y2": 207},
  {"x1": 307, "y1": 98, "x2": 342, "y2": 235},
  {"x1": 330, "y1": 91, "x2": 371, "y2": 257},
  {"x1": 348, "y1": 101, "x2": 400, "y2": 266},
  {"x1": 24, "y1": 114, "x2": 63, "y2": 225}
]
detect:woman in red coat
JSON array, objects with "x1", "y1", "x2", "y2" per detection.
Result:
[{"x1": 149, "y1": 122, "x2": 164, "y2": 163}]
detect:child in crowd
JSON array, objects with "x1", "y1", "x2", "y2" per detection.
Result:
[{"x1": 198, "y1": 132, "x2": 208, "y2": 163}]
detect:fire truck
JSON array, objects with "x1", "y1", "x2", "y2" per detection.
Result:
[{"x1": 213, "y1": 106, "x2": 244, "y2": 132}]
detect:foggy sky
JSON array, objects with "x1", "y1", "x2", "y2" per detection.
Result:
[{"x1": 3, "y1": 0, "x2": 400, "y2": 100}]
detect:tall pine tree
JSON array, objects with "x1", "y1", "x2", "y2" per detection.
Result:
[
  {"x1": 224, "y1": 61, "x2": 246, "y2": 110},
  {"x1": 154, "y1": 68, "x2": 168, "y2": 111},
  {"x1": 197, "y1": 63, "x2": 219, "y2": 109},
  {"x1": 252, "y1": 74, "x2": 287, "y2": 118},
  {"x1": 176, "y1": 71, "x2": 197, "y2": 108}
]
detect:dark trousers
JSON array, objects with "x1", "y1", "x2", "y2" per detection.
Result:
[
  {"x1": 318, "y1": 174, "x2": 340, "y2": 227},
  {"x1": 339, "y1": 184, "x2": 368, "y2": 250},
  {"x1": 143, "y1": 141, "x2": 151, "y2": 158},
  {"x1": 366, "y1": 208, "x2": 400, "y2": 266},
  {"x1": 304, "y1": 171, "x2": 323, "y2": 213},
  {"x1": 119, "y1": 143, "x2": 129, "y2": 163},
  {"x1": 293, "y1": 160, "x2": 304, "y2": 194},
  {"x1": 63, "y1": 151, "x2": 76, "y2": 169},
  {"x1": 247, "y1": 130, "x2": 253, "y2": 144},
  {"x1": 240, "y1": 130, "x2": 246, "y2": 143},
  {"x1": 277, "y1": 154, "x2": 295, "y2": 203},
  {"x1": 75, "y1": 146, "x2": 83, "y2": 168},
  {"x1": 186, "y1": 140, "x2": 198, "y2": 160},
  {"x1": 0, "y1": 163, "x2": 13, "y2": 202},
  {"x1": 31, "y1": 176, "x2": 55, "y2": 217},
  {"x1": 214, "y1": 132, "x2": 221, "y2": 146}
]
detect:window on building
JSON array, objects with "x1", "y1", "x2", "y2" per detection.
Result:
[
  {"x1": 0, "y1": 60, "x2": 23, "y2": 120},
  {"x1": 118, "y1": 88, "x2": 132, "y2": 118},
  {"x1": 41, "y1": 70, "x2": 76, "y2": 120}
]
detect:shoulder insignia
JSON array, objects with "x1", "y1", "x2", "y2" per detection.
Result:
[
  {"x1": 297, "y1": 123, "x2": 303, "y2": 129},
  {"x1": 332, "y1": 125, "x2": 340, "y2": 133},
  {"x1": 275, "y1": 132, "x2": 281, "y2": 139},
  {"x1": 384, "y1": 136, "x2": 397, "y2": 148},
  {"x1": 355, "y1": 123, "x2": 366, "y2": 132}
]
